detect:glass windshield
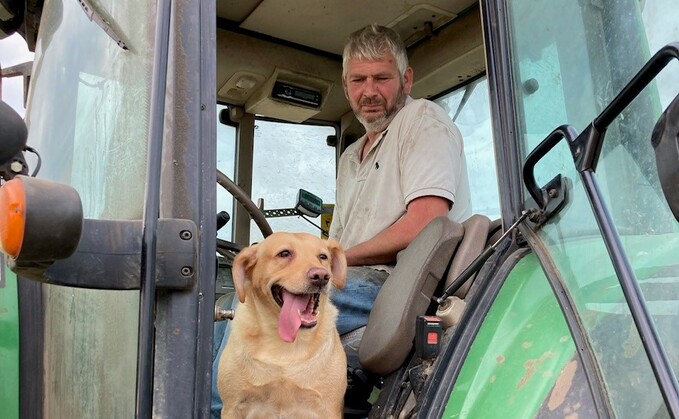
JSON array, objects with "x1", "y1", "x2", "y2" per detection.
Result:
[
  {"x1": 249, "y1": 120, "x2": 336, "y2": 243},
  {"x1": 508, "y1": 0, "x2": 679, "y2": 417},
  {"x1": 24, "y1": 0, "x2": 155, "y2": 416}
]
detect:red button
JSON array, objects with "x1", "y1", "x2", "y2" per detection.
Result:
[{"x1": 427, "y1": 332, "x2": 438, "y2": 345}]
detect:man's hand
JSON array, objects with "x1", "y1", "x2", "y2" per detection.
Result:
[{"x1": 344, "y1": 195, "x2": 451, "y2": 266}]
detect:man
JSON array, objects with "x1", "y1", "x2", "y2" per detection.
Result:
[{"x1": 330, "y1": 24, "x2": 472, "y2": 335}]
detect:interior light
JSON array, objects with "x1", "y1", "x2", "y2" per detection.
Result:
[{"x1": 235, "y1": 76, "x2": 257, "y2": 90}]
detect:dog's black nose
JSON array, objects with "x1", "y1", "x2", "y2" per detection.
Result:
[{"x1": 308, "y1": 268, "x2": 330, "y2": 287}]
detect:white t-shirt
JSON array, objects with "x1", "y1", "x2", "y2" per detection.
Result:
[{"x1": 330, "y1": 97, "x2": 472, "y2": 255}]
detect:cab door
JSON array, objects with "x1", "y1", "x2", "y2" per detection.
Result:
[
  {"x1": 434, "y1": 0, "x2": 679, "y2": 417},
  {"x1": 14, "y1": 0, "x2": 216, "y2": 417}
]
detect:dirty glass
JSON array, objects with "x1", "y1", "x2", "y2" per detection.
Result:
[
  {"x1": 25, "y1": 0, "x2": 155, "y2": 417},
  {"x1": 435, "y1": 77, "x2": 500, "y2": 219},
  {"x1": 249, "y1": 120, "x2": 336, "y2": 242},
  {"x1": 508, "y1": 0, "x2": 679, "y2": 417},
  {"x1": 444, "y1": 253, "x2": 592, "y2": 418}
]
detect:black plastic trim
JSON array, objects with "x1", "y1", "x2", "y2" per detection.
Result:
[
  {"x1": 572, "y1": 43, "x2": 679, "y2": 173},
  {"x1": 523, "y1": 125, "x2": 578, "y2": 209},
  {"x1": 18, "y1": 276, "x2": 43, "y2": 419},
  {"x1": 9, "y1": 218, "x2": 197, "y2": 290},
  {"x1": 136, "y1": 0, "x2": 173, "y2": 416},
  {"x1": 481, "y1": 0, "x2": 524, "y2": 228}
]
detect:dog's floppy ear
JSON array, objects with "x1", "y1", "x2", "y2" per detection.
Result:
[
  {"x1": 232, "y1": 243, "x2": 259, "y2": 303},
  {"x1": 326, "y1": 239, "x2": 347, "y2": 289}
]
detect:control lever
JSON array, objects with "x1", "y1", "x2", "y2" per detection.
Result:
[{"x1": 216, "y1": 211, "x2": 231, "y2": 232}]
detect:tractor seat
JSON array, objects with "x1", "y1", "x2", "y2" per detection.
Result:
[{"x1": 345, "y1": 214, "x2": 493, "y2": 377}]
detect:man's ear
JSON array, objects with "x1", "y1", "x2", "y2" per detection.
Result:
[
  {"x1": 232, "y1": 243, "x2": 259, "y2": 303},
  {"x1": 402, "y1": 66, "x2": 414, "y2": 95},
  {"x1": 327, "y1": 240, "x2": 347, "y2": 289}
]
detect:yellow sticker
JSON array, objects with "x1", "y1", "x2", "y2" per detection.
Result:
[{"x1": 320, "y1": 204, "x2": 334, "y2": 239}]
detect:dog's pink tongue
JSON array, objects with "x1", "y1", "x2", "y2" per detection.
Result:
[{"x1": 278, "y1": 290, "x2": 308, "y2": 343}]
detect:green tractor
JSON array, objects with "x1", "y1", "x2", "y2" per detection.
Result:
[{"x1": 0, "y1": 0, "x2": 678, "y2": 418}]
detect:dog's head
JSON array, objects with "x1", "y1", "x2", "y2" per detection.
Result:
[{"x1": 232, "y1": 232, "x2": 347, "y2": 343}]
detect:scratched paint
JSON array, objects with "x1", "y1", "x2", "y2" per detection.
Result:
[
  {"x1": 443, "y1": 253, "x2": 576, "y2": 418},
  {"x1": 547, "y1": 360, "x2": 578, "y2": 411},
  {"x1": 517, "y1": 352, "x2": 557, "y2": 389}
]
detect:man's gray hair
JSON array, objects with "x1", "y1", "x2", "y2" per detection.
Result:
[{"x1": 342, "y1": 24, "x2": 409, "y2": 81}]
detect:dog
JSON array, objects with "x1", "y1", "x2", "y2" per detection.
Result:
[{"x1": 217, "y1": 232, "x2": 348, "y2": 419}]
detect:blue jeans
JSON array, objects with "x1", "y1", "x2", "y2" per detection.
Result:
[
  {"x1": 210, "y1": 266, "x2": 388, "y2": 416},
  {"x1": 331, "y1": 266, "x2": 389, "y2": 335}
]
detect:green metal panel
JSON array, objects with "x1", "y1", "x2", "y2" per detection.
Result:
[
  {"x1": 443, "y1": 253, "x2": 576, "y2": 418},
  {"x1": 0, "y1": 267, "x2": 19, "y2": 419},
  {"x1": 479, "y1": 0, "x2": 679, "y2": 416}
]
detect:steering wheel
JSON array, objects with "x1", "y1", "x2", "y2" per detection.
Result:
[{"x1": 216, "y1": 169, "x2": 273, "y2": 257}]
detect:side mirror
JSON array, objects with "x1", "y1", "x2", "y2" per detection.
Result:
[
  {"x1": 295, "y1": 189, "x2": 323, "y2": 218},
  {"x1": 652, "y1": 93, "x2": 679, "y2": 222}
]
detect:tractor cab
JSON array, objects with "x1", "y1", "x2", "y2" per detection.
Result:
[{"x1": 0, "y1": 1, "x2": 678, "y2": 418}]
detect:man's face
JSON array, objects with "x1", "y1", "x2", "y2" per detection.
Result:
[{"x1": 343, "y1": 54, "x2": 413, "y2": 134}]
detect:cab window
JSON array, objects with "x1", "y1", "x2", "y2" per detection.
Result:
[
  {"x1": 250, "y1": 120, "x2": 337, "y2": 242},
  {"x1": 434, "y1": 76, "x2": 500, "y2": 220},
  {"x1": 216, "y1": 104, "x2": 237, "y2": 241},
  {"x1": 508, "y1": 0, "x2": 679, "y2": 417}
]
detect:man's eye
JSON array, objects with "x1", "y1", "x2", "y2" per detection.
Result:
[
  {"x1": 319, "y1": 254, "x2": 328, "y2": 260},
  {"x1": 277, "y1": 250, "x2": 291, "y2": 258}
]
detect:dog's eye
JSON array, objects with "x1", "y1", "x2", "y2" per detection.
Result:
[
  {"x1": 319, "y1": 254, "x2": 328, "y2": 260},
  {"x1": 277, "y1": 250, "x2": 291, "y2": 258}
]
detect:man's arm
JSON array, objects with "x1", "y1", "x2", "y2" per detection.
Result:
[{"x1": 344, "y1": 195, "x2": 450, "y2": 266}]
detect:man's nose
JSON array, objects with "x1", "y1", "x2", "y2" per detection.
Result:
[{"x1": 363, "y1": 78, "x2": 378, "y2": 96}]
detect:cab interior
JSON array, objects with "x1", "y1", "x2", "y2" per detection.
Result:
[
  {"x1": 4, "y1": 1, "x2": 679, "y2": 417},
  {"x1": 212, "y1": 1, "x2": 502, "y2": 416},
  {"x1": 213, "y1": 0, "x2": 495, "y2": 242}
]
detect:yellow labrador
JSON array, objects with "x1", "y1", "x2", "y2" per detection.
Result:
[{"x1": 218, "y1": 232, "x2": 347, "y2": 419}]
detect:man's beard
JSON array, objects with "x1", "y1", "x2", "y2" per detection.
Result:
[{"x1": 355, "y1": 88, "x2": 407, "y2": 134}]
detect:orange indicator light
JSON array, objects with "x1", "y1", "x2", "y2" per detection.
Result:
[{"x1": 0, "y1": 178, "x2": 26, "y2": 258}]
